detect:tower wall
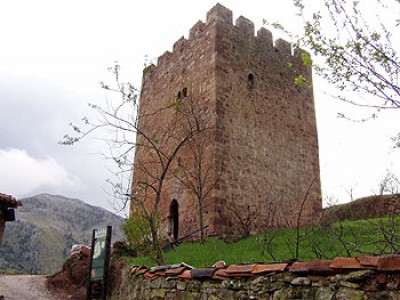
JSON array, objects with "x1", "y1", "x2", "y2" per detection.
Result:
[
  {"x1": 132, "y1": 3, "x2": 321, "y2": 240},
  {"x1": 133, "y1": 9, "x2": 222, "y2": 238},
  {"x1": 209, "y1": 5, "x2": 321, "y2": 234}
]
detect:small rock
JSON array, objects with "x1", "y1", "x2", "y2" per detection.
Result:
[
  {"x1": 213, "y1": 260, "x2": 226, "y2": 268},
  {"x1": 176, "y1": 281, "x2": 186, "y2": 291},
  {"x1": 343, "y1": 269, "x2": 374, "y2": 283},
  {"x1": 291, "y1": 277, "x2": 311, "y2": 286},
  {"x1": 270, "y1": 272, "x2": 295, "y2": 283},
  {"x1": 339, "y1": 281, "x2": 360, "y2": 289},
  {"x1": 314, "y1": 286, "x2": 335, "y2": 300},
  {"x1": 238, "y1": 292, "x2": 249, "y2": 300},
  {"x1": 251, "y1": 276, "x2": 269, "y2": 285}
]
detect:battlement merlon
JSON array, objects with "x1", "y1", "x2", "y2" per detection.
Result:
[
  {"x1": 158, "y1": 51, "x2": 172, "y2": 66},
  {"x1": 235, "y1": 16, "x2": 255, "y2": 38},
  {"x1": 256, "y1": 27, "x2": 273, "y2": 47},
  {"x1": 206, "y1": 3, "x2": 233, "y2": 25},
  {"x1": 189, "y1": 21, "x2": 205, "y2": 39},
  {"x1": 173, "y1": 36, "x2": 187, "y2": 53},
  {"x1": 274, "y1": 38, "x2": 291, "y2": 55}
]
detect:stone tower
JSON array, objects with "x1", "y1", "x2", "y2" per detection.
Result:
[{"x1": 131, "y1": 3, "x2": 321, "y2": 240}]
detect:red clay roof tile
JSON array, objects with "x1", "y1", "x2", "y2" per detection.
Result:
[
  {"x1": 165, "y1": 266, "x2": 187, "y2": 276},
  {"x1": 130, "y1": 266, "x2": 147, "y2": 275},
  {"x1": 225, "y1": 264, "x2": 255, "y2": 274},
  {"x1": 357, "y1": 255, "x2": 379, "y2": 267},
  {"x1": 154, "y1": 270, "x2": 166, "y2": 276},
  {"x1": 214, "y1": 268, "x2": 229, "y2": 278},
  {"x1": 289, "y1": 262, "x2": 309, "y2": 273},
  {"x1": 377, "y1": 255, "x2": 400, "y2": 271},
  {"x1": 212, "y1": 269, "x2": 230, "y2": 280},
  {"x1": 177, "y1": 269, "x2": 192, "y2": 279},
  {"x1": 330, "y1": 257, "x2": 367, "y2": 269},
  {"x1": 252, "y1": 263, "x2": 288, "y2": 274},
  {"x1": 137, "y1": 268, "x2": 147, "y2": 275},
  {"x1": 130, "y1": 266, "x2": 140, "y2": 274},
  {"x1": 307, "y1": 260, "x2": 335, "y2": 274},
  {"x1": 144, "y1": 272, "x2": 159, "y2": 279}
]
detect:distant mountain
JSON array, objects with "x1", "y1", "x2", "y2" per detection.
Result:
[{"x1": 0, "y1": 194, "x2": 125, "y2": 275}]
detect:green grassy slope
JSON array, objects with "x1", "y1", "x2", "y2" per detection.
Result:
[{"x1": 129, "y1": 215, "x2": 400, "y2": 268}]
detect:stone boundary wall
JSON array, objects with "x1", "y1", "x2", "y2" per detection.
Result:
[
  {"x1": 324, "y1": 194, "x2": 400, "y2": 222},
  {"x1": 110, "y1": 255, "x2": 400, "y2": 299}
]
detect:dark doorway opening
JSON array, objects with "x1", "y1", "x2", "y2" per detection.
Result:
[
  {"x1": 248, "y1": 73, "x2": 255, "y2": 88},
  {"x1": 169, "y1": 200, "x2": 179, "y2": 240}
]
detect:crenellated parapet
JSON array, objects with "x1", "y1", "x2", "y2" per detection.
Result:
[{"x1": 144, "y1": 3, "x2": 310, "y2": 80}]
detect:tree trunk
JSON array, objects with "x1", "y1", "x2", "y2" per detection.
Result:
[
  {"x1": 149, "y1": 221, "x2": 164, "y2": 265},
  {"x1": 199, "y1": 200, "x2": 204, "y2": 244}
]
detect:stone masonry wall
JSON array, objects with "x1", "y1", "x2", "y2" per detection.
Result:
[
  {"x1": 110, "y1": 255, "x2": 400, "y2": 300},
  {"x1": 131, "y1": 3, "x2": 221, "y2": 238},
  {"x1": 211, "y1": 5, "x2": 321, "y2": 234},
  {"x1": 131, "y1": 3, "x2": 322, "y2": 240}
]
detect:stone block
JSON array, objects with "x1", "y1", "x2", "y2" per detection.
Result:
[
  {"x1": 336, "y1": 288, "x2": 364, "y2": 300},
  {"x1": 291, "y1": 277, "x2": 311, "y2": 286}
]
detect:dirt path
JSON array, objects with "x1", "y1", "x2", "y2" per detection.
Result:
[{"x1": 0, "y1": 275, "x2": 63, "y2": 300}]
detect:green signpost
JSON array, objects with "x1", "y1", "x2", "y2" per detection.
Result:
[{"x1": 87, "y1": 226, "x2": 112, "y2": 300}]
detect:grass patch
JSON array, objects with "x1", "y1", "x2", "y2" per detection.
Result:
[
  {"x1": 0, "y1": 269, "x2": 22, "y2": 275},
  {"x1": 126, "y1": 215, "x2": 400, "y2": 268}
]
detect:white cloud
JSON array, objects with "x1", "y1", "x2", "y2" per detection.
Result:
[{"x1": 0, "y1": 148, "x2": 84, "y2": 197}]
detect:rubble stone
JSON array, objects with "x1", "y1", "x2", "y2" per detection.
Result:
[{"x1": 291, "y1": 276, "x2": 311, "y2": 286}]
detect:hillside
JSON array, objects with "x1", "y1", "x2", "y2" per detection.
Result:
[
  {"x1": 323, "y1": 193, "x2": 400, "y2": 221},
  {"x1": 0, "y1": 194, "x2": 124, "y2": 275}
]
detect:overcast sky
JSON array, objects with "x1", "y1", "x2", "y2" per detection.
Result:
[{"x1": 0, "y1": 0, "x2": 399, "y2": 216}]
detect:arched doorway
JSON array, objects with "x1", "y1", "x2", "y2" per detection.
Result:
[{"x1": 169, "y1": 200, "x2": 179, "y2": 240}]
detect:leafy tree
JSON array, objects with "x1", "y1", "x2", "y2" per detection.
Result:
[
  {"x1": 290, "y1": 0, "x2": 399, "y2": 110},
  {"x1": 62, "y1": 64, "x2": 210, "y2": 264}
]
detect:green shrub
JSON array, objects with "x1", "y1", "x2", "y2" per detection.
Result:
[{"x1": 122, "y1": 211, "x2": 152, "y2": 256}]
